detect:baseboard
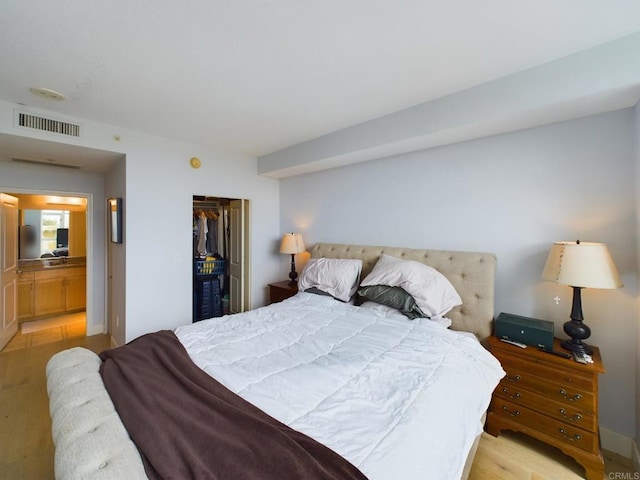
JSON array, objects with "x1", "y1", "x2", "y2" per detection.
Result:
[
  {"x1": 600, "y1": 427, "x2": 634, "y2": 459},
  {"x1": 86, "y1": 322, "x2": 105, "y2": 337},
  {"x1": 86, "y1": 321, "x2": 118, "y2": 348}
]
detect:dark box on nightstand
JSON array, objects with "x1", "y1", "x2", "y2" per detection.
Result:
[{"x1": 494, "y1": 312, "x2": 554, "y2": 352}]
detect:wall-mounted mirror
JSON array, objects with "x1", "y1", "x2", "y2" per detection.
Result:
[
  {"x1": 20, "y1": 210, "x2": 71, "y2": 259},
  {"x1": 108, "y1": 197, "x2": 122, "y2": 244},
  {"x1": 12, "y1": 194, "x2": 88, "y2": 260}
]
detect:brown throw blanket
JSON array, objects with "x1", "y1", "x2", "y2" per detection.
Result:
[{"x1": 99, "y1": 330, "x2": 368, "y2": 480}]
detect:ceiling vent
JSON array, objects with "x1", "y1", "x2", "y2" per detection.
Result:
[
  {"x1": 16, "y1": 111, "x2": 80, "y2": 137},
  {"x1": 10, "y1": 157, "x2": 81, "y2": 169}
]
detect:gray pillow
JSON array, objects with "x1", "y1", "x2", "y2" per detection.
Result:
[
  {"x1": 357, "y1": 285, "x2": 426, "y2": 319},
  {"x1": 304, "y1": 287, "x2": 345, "y2": 302}
]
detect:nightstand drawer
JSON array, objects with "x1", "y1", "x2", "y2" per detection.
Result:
[
  {"x1": 501, "y1": 363, "x2": 594, "y2": 410},
  {"x1": 494, "y1": 351, "x2": 594, "y2": 391},
  {"x1": 495, "y1": 382, "x2": 596, "y2": 431},
  {"x1": 491, "y1": 396, "x2": 598, "y2": 453},
  {"x1": 486, "y1": 336, "x2": 605, "y2": 480}
]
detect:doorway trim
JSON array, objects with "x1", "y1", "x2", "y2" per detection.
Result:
[
  {"x1": 193, "y1": 195, "x2": 251, "y2": 319},
  {"x1": 0, "y1": 186, "x2": 97, "y2": 335}
]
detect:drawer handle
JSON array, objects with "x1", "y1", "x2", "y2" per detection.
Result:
[
  {"x1": 559, "y1": 389, "x2": 582, "y2": 402},
  {"x1": 559, "y1": 427, "x2": 582, "y2": 442},
  {"x1": 502, "y1": 405, "x2": 520, "y2": 417},
  {"x1": 501, "y1": 387, "x2": 521, "y2": 399},
  {"x1": 559, "y1": 408, "x2": 583, "y2": 422},
  {"x1": 506, "y1": 374, "x2": 521, "y2": 383}
]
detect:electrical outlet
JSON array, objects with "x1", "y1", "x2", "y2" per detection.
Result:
[{"x1": 116, "y1": 315, "x2": 119, "y2": 327}]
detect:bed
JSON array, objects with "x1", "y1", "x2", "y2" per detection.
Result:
[{"x1": 46, "y1": 242, "x2": 505, "y2": 479}]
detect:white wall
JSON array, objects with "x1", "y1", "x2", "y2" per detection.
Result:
[
  {"x1": 119, "y1": 132, "x2": 281, "y2": 341},
  {"x1": 105, "y1": 158, "x2": 126, "y2": 346},
  {"x1": 280, "y1": 109, "x2": 637, "y2": 442},
  {"x1": 0, "y1": 161, "x2": 106, "y2": 335},
  {"x1": 0, "y1": 100, "x2": 282, "y2": 345}
]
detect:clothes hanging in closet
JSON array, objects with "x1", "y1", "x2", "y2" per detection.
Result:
[
  {"x1": 206, "y1": 216, "x2": 218, "y2": 255},
  {"x1": 196, "y1": 213, "x2": 208, "y2": 256},
  {"x1": 193, "y1": 208, "x2": 219, "y2": 258}
]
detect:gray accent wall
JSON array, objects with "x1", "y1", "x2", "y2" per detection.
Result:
[{"x1": 280, "y1": 108, "x2": 638, "y2": 442}]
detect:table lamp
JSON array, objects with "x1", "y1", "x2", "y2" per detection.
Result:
[
  {"x1": 541, "y1": 240, "x2": 623, "y2": 355},
  {"x1": 279, "y1": 233, "x2": 305, "y2": 286}
]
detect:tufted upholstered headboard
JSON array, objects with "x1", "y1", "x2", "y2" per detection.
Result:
[{"x1": 310, "y1": 242, "x2": 497, "y2": 340}]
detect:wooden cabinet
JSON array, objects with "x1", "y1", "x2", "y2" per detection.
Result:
[
  {"x1": 486, "y1": 336, "x2": 605, "y2": 480},
  {"x1": 17, "y1": 271, "x2": 35, "y2": 320},
  {"x1": 268, "y1": 281, "x2": 298, "y2": 304},
  {"x1": 65, "y1": 269, "x2": 87, "y2": 311},
  {"x1": 34, "y1": 271, "x2": 66, "y2": 316},
  {"x1": 19, "y1": 266, "x2": 86, "y2": 322}
]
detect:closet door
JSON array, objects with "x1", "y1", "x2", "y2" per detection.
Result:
[{"x1": 229, "y1": 200, "x2": 244, "y2": 313}]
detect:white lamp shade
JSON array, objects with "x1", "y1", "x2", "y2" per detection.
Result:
[
  {"x1": 542, "y1": 241, "x2": 623, "y2": 289},
  {"x1": 279, "y1": 233, "x2": 305, "y2": 254}
]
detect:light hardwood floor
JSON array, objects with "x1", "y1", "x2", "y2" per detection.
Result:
[
  {"x1": 1, "y1": 317, "x2": 110, "y2": 479},
  {"x1": 0, "y1": 321, "x2": 637, "y2": 480},
  {"x1": 471, "y1": 431, "x2": 636, "y2": 479}
]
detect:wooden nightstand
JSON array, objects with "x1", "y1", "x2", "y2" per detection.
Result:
[
  {"x1": 486, "y1": 336, "x2": 605, "y2": 480},
  {"x1": 268, "y1": 281, "x2": 298, "y2": 304}
]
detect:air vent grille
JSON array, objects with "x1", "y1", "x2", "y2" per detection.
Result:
[
  {"x1": 11, "y1": 158, "x2": 80, "y2": 169},
  {"x1": 17, "y1": 112, "x2": 80, "y2": 137}
]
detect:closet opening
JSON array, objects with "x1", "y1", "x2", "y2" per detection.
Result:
[{"x1": 192, "y1": 195, "x2": 250, "y2": 323}]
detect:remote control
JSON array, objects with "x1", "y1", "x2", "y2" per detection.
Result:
[
  {"x1": 499, "y1": 338, "x2": 527, "y2": 348},
  {"x1": 572, "y1": 351, "x2": 594, "y2": 364},
  {"x1": 538, "y1": 348, "x2": 572, "y2": 359}
]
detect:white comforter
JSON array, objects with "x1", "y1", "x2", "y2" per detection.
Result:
[{"x1": 175, "y1": 292, "x2": 504, "y2": 480}]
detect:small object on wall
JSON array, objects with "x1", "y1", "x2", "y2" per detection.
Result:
[
  {"x1": 190, "y1": 157, "x2": 201, "y2": 169},
  {"x1": 108, "y1": 197, "x2": 123, "y2": 244}
]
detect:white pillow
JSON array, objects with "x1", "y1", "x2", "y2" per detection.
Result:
[
  {"x1": 360, "y1": 254, "x2": 461, "y2": 317},
  {"x1": 298, "y1": 258, "x2": 363, "y2": 302}
]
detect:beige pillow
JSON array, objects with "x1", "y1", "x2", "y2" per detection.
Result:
[{"x1": 298, "y1": 258, "x2": 363, "y2": 302}]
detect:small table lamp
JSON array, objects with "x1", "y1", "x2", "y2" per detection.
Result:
[
  {"x1": 279, "y1": 233, "x2": 306, "y2": 286},
  {"x1": 542, "y1": 240, "x2": 623, "y2": 355}
]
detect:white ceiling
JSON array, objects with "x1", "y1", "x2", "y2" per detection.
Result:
[{"x1": 1, "y1": 1, "x2": 639, "y2": 163}]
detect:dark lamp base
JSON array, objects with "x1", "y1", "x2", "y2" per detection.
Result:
[
  {"x1": 287, "y1": 253, "x2": 298, "y2": 286},
  {"x1": 560, "y1": 286, "x2": 594, "y2": 356},
  {"x1": 560, "y1": 338, "x2": 593, "y2": 356}
]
